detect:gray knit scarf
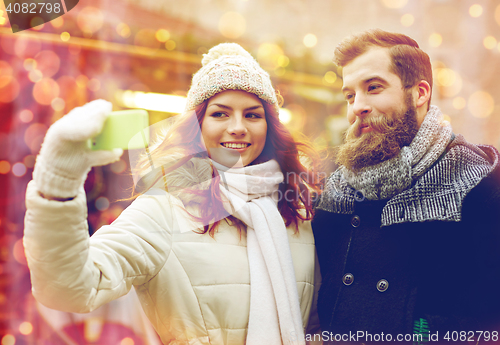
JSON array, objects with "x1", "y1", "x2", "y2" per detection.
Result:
[
  {"x1": 341, "y1": 105, "x2": 452, "y2": 201},
  {"x1": 317, "y1": 106, "x2": 497, "y2": 226}
]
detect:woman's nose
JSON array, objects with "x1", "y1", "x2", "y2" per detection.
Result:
[{"x1": 227, "y1": 116, "x2": 247, "y2": 135}]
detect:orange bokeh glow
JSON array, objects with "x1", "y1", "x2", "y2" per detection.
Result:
[{"x1": 33, "y1": 78, "x2": 60, "y2": 105}]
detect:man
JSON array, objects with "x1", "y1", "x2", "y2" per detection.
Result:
[{"x1": 313, "y1": 29, "x2": 500, "y2": 343}]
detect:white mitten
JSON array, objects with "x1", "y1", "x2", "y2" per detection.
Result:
[{"x1": 33, "y1": 100, "x2": 123, "y2": 199}]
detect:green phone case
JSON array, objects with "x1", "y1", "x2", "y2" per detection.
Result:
[{"x1": 88, "y1": 109, "x2": 150, "y2": 150}]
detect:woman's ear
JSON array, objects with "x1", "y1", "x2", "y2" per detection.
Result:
[{"x1": 415, "y1": 80, "x2": 431, "y2": 109}]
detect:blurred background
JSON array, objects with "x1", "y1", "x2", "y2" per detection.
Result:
[{"x1": 1, "y1": 0, "x2": 499, "y2": 344}]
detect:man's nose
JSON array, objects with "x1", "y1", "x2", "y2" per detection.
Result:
[{"x1": 352, "y1": 95, "x2": 372, "y2": 118}]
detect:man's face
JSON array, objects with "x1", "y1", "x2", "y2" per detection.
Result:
[{"x1": 336, "y1": 47, "x2": 419, "y2": 171}]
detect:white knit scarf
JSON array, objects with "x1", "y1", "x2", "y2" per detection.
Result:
[
  {"x1": 212, "y1": 159, "x2": 305, "y2": 345},
  {"x1": 341, "y1": 106, "x2": 453, "y2": 200}
]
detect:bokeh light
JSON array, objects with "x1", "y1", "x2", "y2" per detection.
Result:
[
  {"x1": 33, "y1": 78, "x2": 60, "y2": 105},
  {"x1": 436, "y1": 68, "x2": 457, "y2": 87},
  {"x1": 0, "y1": 78, "x2": 20, "y2": 103},
  {"x1": 23, "y1": 58, "x2": 37, "y2": 71},
  {"x1": 257, "y1": 43, "x2": 284, "y2": 68},
  {"x1": 12, "y1": 163, "x2": 27, "y2": 177},
  {"x1": 28, "y1": 70, "x2": 43, "y2": 83},
  {"x1": 19, "y1": 110, "x2": 33, "y2": 123},
  {"x1": 277, "y1": 55, "x2": 289, "y2": 68},
  {"x1": 60, "y1": 32, "x2": 70, "y2": 42},
  {"x1": 381, "y1": 0, "x2": 408, "y2": 8},
  {"x1": 88, "y1": 78, "x2": 101, "y2": 92},
  {"x1": 279, "y1": 108, "x2": 292, "y2": 124},
  {"x1": 282, "y1": 103, "x2": 306, "y2": 132},
  {"x1": 34, "y1": 50, "x2": 61, "y2": 78},
  {"x1": 435, "y1": 68, "x2": 462, "y2": 97},
  {"x1": 155, "y1": 29, "x2": 170, "y2": 42},
  {"x1": 116, "y1": 23, "x2": 131, "y2": 38},
  {"x1": 165, "y1": 40, "x2": 176, "y2": 50},
  {"x1": 76, "y1": 74, "x2": 89, "y2": 88},
  {"x1": 51, "y1": 97, "x2": 66, "y2": 112},
  {"x1": 401, "y1": 13, "x2": 414, "y2": 27},
  {"x1": 57, "y1": 76, "x2": 79, "y2": 106},
  {"x1": 441, "y1": 114, "x2": 452, "y2": 126},
  {"x1": 323, "y1": 71, "x2": 337, "y2": 84},
  {"x1": 0, "y1": 60, "x2": 13, "y2": 88},
  {"x1": 110, "y1": 159, "x2": 127, "y2": 174},
  {"x1": 30, "y1": 16, "x2": 45, "y2": 30},
  {"x1": 19, "y1": 322, "x2": 33, "y2": 335},
  {"x1": 483, "y1": 36, "x2": 497, "y2": 50},
  {"x1": 50, "y1": 16, "x2": 64, "y2": 28},
  {"x1": 0, "y1": 161, "x2": 10, "y2": 174},
  {"x1": 24, "y1": 123, "x2": 48, "y2": 154},
  {"x1": 303, "y1": 34, "x2": 318, "y2": 48},
  {"x1": 469, "y1": 4, "x2": 483, "y2": 17},
  {"x1": 96, "y1": 197, "x2": 110, "y2": 211},
  {"x1": 1, "y1": 334, "x2": 15, "y2": 345},
  {"x1": 23, "y1": 155, "x2": 36, "y2": 169},
  {"x1": 218, "y1": 11, "x2": 246, "y2": 39},
  {"x1": 429, "y1": 33, "x2": 442, "y2": 47},
  {"x1": 468, "y1": 90, "x2": 494, "y2": 118},
  {"x1": 121, "y1": 337, "x2": 134, "y2": 345},
  {"x1": 452, "y1": 97, "x2": 466, "y2": 110},
  {"x1": 13, "y1": 239, "x2": 27, "y2": 265},
  {"x1": 77, "y1": 6, "x2": 104, "y2": 35}
]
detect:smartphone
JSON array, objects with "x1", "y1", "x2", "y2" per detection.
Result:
[{"x1": 88, "y1": 109, "x2": 150, "y2": 150}]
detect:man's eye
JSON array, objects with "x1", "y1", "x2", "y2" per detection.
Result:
[
  {"x1": 368, "y1": 84, "x2": 382, "y2": 92},
  {"x1": 345, "y1": 94, "x2": 354, "y2": 102}
]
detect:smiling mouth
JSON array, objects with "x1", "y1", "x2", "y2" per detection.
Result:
[
  {"x1": 359, "y1": 124, "x2": 373, "y2": 134},
  {"x1": 221, "y1": 142, "x2": 251, "y2": 149}
]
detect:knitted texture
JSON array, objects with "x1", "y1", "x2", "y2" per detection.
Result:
[
  {"x1": 316, "y1": 106, "x2": 498, "y2": 226},
  {"x1": 185, "y1": 43, "x2": 279, "y2": 113},
  {"x1": 340, "y1": 106, "x2": 452, "y2": 200}
]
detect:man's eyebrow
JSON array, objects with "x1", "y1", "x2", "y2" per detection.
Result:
[
  {"x1": 342, "y1": 76, "x2": 388, "y2": 93},
  {"x1": 363, "y1": 76, "x2": 388, "y2": 85}
]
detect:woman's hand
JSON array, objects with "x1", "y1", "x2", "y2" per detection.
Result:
[{"x1": 33, "y1": 100, "x2": 123, "y2": 200}]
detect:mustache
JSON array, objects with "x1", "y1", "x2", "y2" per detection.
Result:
[{"x1": 348, "y1": 115, "x2": 399, "y2": 138}]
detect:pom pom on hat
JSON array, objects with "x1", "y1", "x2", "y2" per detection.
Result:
[
  {"x1": 185, "y1": 43, "x2": 278, "y2": 113},
  {"x1": 201, "y1": 43, "x2": 254, "y2": 66}
]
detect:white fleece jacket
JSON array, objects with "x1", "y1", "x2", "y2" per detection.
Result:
[{"x1": 23, "y1": 179, "x2": 320, "y2": 344}]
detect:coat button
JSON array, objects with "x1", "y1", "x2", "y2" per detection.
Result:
[
  {"x1": 376, "y1": 279, "x2": 389, "y2": 292},
  {"x1": 342, "y1": 273, "x2": 354, "y2": 286},
  {"x1": 351, "y1": 215, "x2": 361, "y2": 228}
]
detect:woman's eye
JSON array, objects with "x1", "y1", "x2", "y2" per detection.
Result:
[
  {"x1": 345, "y1": 94, "x2": 354, "y2": 102},
  {"x1": 210, "y1": 112, "x2": 227, "y2": 118},
  {"x1": 246, "y1": 113, "x2": 263, "y2": 119}
]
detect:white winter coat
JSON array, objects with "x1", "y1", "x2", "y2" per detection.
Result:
[{"x1": 24, "y1": 178, "x2": 320, "y2": 344}]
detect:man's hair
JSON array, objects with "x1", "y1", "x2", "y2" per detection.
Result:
[{"x1": 334, "y1": 29, "x2": 433, "y2": 96}]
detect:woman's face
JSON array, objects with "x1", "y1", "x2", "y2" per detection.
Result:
[{"x1": 201, "y1": 90, "x2": 268, "y2": 167}]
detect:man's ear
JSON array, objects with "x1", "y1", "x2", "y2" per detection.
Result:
[{"x1": 415, "y1": 80, "x2": 431, "y2": 109}]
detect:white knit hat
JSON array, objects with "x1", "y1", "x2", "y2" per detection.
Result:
[{"x1": 185, "y1": 43, "x2": 279, "y2": 113}]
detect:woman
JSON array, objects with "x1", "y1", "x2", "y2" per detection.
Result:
[{"x1": 24, "y1": 43, "x2": 321, "y2": 345}]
